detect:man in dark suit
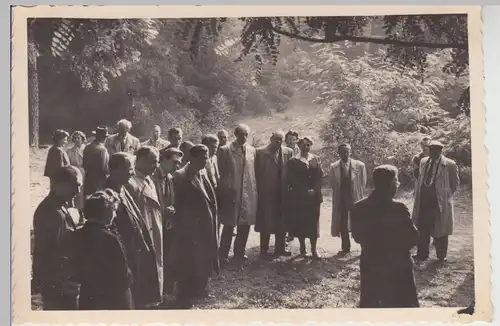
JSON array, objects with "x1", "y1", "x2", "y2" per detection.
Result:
[
  {"x1": 32, "y1": 166, "x2": 83, "y2": 310},
  {"x1": 172, "y1": 145, "x2": 220, "y2": 309},
  {"x1": 83, "y1": 126, "x2": 110, "y2": 196},
  {"x1": 104, "y1": 152, "x2": 162, "y2": 309}
]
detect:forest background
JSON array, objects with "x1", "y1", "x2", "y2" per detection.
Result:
[{"x1": 28, "y1": 15, "x2": 471, "y2": 188}]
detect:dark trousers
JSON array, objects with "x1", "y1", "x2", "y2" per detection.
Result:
[
  {"x1": 340, "y1": 202, "x2": 351, "y2": 252},
  {"x1": 163, "y1": 229, "x2": 175, "y2": 295},
  {"x1": 219, "y1": 225, "x2": 250, "y2": 259},
  {"x1": 260, "y1": 232, "x2": 286, "y2": 253},
  {"x1": 417, "y1": 232, "x2": 449, "y2": 259},
  {"x1": 42, "y1": 290, "x2": 78, "y2": 310}
]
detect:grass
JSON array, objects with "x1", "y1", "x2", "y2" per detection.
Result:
[{"x1": 29, "y1": 101, "x2": 474, "y2": 309}]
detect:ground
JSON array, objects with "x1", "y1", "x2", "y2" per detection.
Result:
[{"x1": 30, "y1": 145, "x2": 474, "y2": 310}]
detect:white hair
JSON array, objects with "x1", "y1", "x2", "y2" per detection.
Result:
[{"x1": 117, "y1": 119, "x2": 132, "y2": 129}]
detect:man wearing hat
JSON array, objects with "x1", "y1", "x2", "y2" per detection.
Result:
[
  {"x1": 152, "y1": 147, "x2": 184, "y2": 297},
  {"x1": 83, "y1": 126, "x2": 110, "y2": 196},
  {"x1": 412, "y1": 140, "x2": 460, "y2": 263}
]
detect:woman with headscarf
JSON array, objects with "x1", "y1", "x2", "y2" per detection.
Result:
[
  {"x1": 66, "y1": 131, "x2": 87, "y2": 209},
  {"x1": 44, "y1": 129, "x2": 70, "y2": 191},
  {"x1": 285, "y1": 136, "x2": 324, "y2": 259}
]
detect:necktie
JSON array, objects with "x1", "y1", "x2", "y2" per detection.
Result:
[
  {"x1": 425, "y1": 159, "x2": 436, "y2": 185},
  {"x1": 120, "y1": 138, "x2": 126, "y2": 151}
]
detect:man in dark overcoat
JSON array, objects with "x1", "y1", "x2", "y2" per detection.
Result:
[
  {"x1": 255, "y1": 131, "x2": 293, "y2": 257},
  {"x1": 172, "y1": 145, "x2": 220, "y2": 309},
  {"x1": 104, "y1": 152, "x2": 162, "y2": 309},
  {"x1": 83, "y1": 126, "x2": 110, "y2": 196},
  {"x1": 32, "y1": 166, "x2": 83, "y2": 310},
  {"x1": 351, "y1": 165, "x2": 420, "y2": 308}
]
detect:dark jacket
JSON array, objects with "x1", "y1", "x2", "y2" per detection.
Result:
[
  {"x1": 351, "y1": 192, "x2": 420, "y2": 308},
  {"x1": 44, "y1": 145, "x2": 70, "y2": 179},
  {"x1": 32, "y1": 192, "x2": 80, "y2": 296},
  {"x1": 83, "y1": 141, "x2": 109, "y2": 195},
  {"x1": 76, "y1": 221, "x2": 133, "y2": 310}
]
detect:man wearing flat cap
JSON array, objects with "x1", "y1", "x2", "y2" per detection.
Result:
[
  {"x1": 412, "y1": 140, "x2": 460, "y2": 263},
  {"x1": 152, "y1": 146, "x2": 184, "y2": 296}
]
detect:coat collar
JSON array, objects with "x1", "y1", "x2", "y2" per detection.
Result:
[{"x1": 183, "y1": 164, "x2": 215, "y2": 204}]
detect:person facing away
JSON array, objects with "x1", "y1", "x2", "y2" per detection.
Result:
[
  {"x1": 152, "y1": 147, "x2": 183, "y2": 297},
  {"x1": 255, "y1": 131, "x2": 294, "y2": 257},
  {"x1": 166, "y1": 127, "x2": 183, "y2": 149},
  {"x1": 32, "y1": 166, "x2": 83, "y2": 310},
  {"x1": 285, "y1": 130, "x2": 300, "y2": 156},
  {"x1": 201, "y1": 134, "x2": 220, "y2": 192},
  {"x1": 125, "y1": 146, "x2": 164, "y2": 302},
  {"x1": 66, "y1": 130, "x2": 87, "y2": 209},
  {"x1": 104, "y1": 152, "x2": 162, "y2": 309},
  {"x1": 76, "y1": 189, "x2": 134, "y2": 310},
  {"x1": 329, "y1": 143, "x2": 367, "y2": 256},
  {"x1": 171, "y1": 144, "x2": 220, "y2": 309},
  {"x1": 412, "y1": 136, "x2": 431, "y2": 180},
  {"x1": 285, "y1": 136, "x2": 324, "y2": 259},
  {"x1": 412, "y1": 140, "x2": 460, "y2": 263},
  {"x1": 351, "y1": 165, "x2": 419, "y2": 308},
  {"x1": 105, "y1": 119, "x2": 141, "y2": 155},
  {"x1": 83, "y1": 126, "x2": 110, "y2": 196},
  {"x1": 179, "y1": 141, "x2": 194, "y2": 166},
  {"x1": 217, "y1": 124, "x2": 258, "y2": 264},
  {"x1": 142, "y1": 124, "x2": 170, "y2": 150},
  {"x1": 44, "y1": 129, "x2": 70, "y2": 191}
]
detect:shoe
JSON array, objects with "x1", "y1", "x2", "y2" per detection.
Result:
[
  {"x1": 219, "y1": 257, "x2": 229, "y2": 265},
  {"x1": 312, "y1": 252, "x2": 322, "y2": 260},
  {"x1": 438, "y1": 257, "x2": 448, "y2": 263},
  {"x1": 259, "y1": 251, "x2": 272, "y2": 259},
  {"x1": 286, "y1": 236, "x2": 294, "y2": 242},
  {"x1": 337, "y1": 250, "x2": 350, "y2": 257},
  {"x1": 412, "y1": 254, "x2": 428, "y2": 262},
  {"x1": 275, "y1": 250, "x2": 292, "y2": 257},
  {"x1": 233, "y1": 255, "x2": 248, "y2": 261}
]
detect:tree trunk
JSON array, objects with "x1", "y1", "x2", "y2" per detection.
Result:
[{"x1": 28, "y1": 36, "x2": 40, "y2": 148}]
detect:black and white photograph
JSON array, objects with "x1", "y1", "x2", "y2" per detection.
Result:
[{"x1": 11, "y1": 5, "x2": 489, "y2": 324}]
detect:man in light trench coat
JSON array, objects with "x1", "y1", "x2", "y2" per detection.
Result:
[
  {"x1": 330, "y1": 143, "x2": 367, "y2": 256},
  {"x1": 412, "y1": 140, "x2": 460, "y2": 263},
  {"x1": 217, "y1": 124, "x2": 258, "y2": 264}
]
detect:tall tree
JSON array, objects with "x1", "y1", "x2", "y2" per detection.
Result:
[{"x1": 27, "y1": 18, "x2": 159, "y2": 147}]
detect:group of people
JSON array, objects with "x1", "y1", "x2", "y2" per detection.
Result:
[{"x1": 32, "y1": 119, "x2": 460, "y2": 310}]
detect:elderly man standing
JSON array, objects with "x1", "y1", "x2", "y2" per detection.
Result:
[
  {"x1": 330, "y1": 143, "x2": 367, "y2": 256},
  {"x1": 125, "y1": 146, "x2": 164, "y2": 302},
  {"x1": 105, "y1": 119, "x2": 141, "y2": 155},
  {"x1": 152, "y1": 147, "x2": 183, "y2": 296},
  {"x1": 104, "y1": 152, "x2": 162, "y2": 309},
  {"x1": 83, "y1": 126, "x2": 110, "y2": 196},
  {"x1": 412, "y1": 136, "x2": 431, "y2": 180},
  {"x1": 143, "y1": 125, "x2": 170, "y2": 150},
  {"x1": 172, "y1": 145, "x2": 220, "y2": 308},
  {"x1": 412, "y1": 140, "x2": 460, "y2": 263},
  {"x1": 351, "y1": 165, "x2": 419, "y2": 308},
  {"x1": 216, "y1": 130, "x2": 229, "y2": 149},
  {"x1": 201, "y1": 134, "x2": 220, "y2": 191},
  {"x1": 32, "y1": 166, "x2": 83, "y2": 310},
  {"x1": 255, "y1": 131, "x2": 293, "y2": 257},
  {"x1": 217, "y1": 124, "x2": 258, "y2": 263}
]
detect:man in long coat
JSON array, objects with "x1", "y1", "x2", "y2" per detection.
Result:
[
  {"x1": 412, "y1": 140, "x2": 460, "y2": 262},
  {"x1": 351, "y1": 165, "x2": 419, "y2": 308},
  {"x1": 217, "y1": 124, "x2": 258, "y2": 263},
  {"x1": 152, "y1": 147, "x2": 183, "y2": 296},
  {"x1": 104, "y1": 152, "x2": 162, "y2": 308},
  {"x1": 105, "y1": 119, "x2": 141, "y2": 155},
  {"x1": 202, "y1": 134, "x2": 220, "y2": 192},
  {"x1": 125, "y1": 146, "x2": 164, "y2": 301},
  {"x1": 330, "y1": 143, "x2": 367, "y2": 255},
  {"x1": 172, "y1": 145, "x2": 220, "y2": 309},
  {"x1": 255, "y1": 131, "x2": 293, "y2": 257},
  {"x1": 32, "y1": 166, "x2": 83, "y2": 310},
  {"x1": 83, "y1": 126, "x2": 110, "y2": 196}
]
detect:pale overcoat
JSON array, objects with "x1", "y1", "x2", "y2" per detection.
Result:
[
  {"x1": 412, "y1": 155, "x2": 460, "y2": 237},
  {"x1": 105, "y1": 133, "x2": 141, "y2": 156},
  {"x1": 255, "y1": 145, "x2": 293, "y2": 234},
  {"x1": 330, "y1": 159, "x2": 367, "y2": 237},
  {"x1": 217, "y1": 141, "x2": 258, "y2": 227},
  {"x1": 126, "y1": 172, "x2": 164, "y2": 296}
]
